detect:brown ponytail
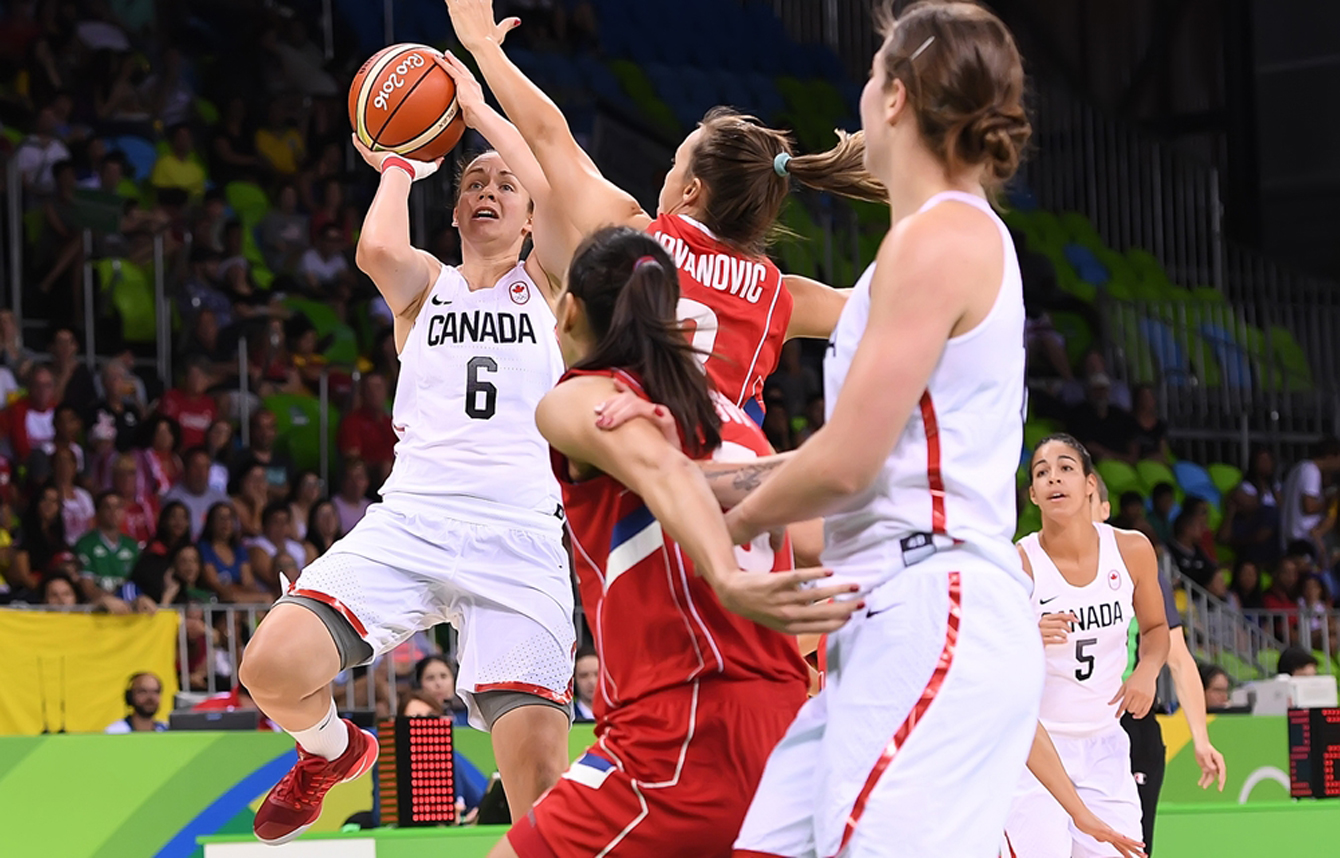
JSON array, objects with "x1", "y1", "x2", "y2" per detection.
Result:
[
  {"x1": 568, "y1": 227, "x2": 721, "y2": 457},
  {"x1": 874, "y1": 0, "x2": 1031, "y2": 187},
  {"x1": 687, "y1": 108, "x2": 886, "y2": 257}
]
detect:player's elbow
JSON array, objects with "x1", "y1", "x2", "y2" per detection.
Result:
[{"x1": 823, "y1": 457, "x2": 878, "y2": 498}]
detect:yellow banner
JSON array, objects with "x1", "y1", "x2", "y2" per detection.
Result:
[{"x1": 0, "y1": 610, "x2": 180, "y2": 735}]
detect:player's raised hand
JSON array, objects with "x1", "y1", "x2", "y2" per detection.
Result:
[
  {"x1": 444, "y1": 0, "x2": 520, "y2": 53},
  {"x1": 350, "y1": 134, "x2": 443, "y2": 180},
  {"x1": 1038, "y1": 612, "x2": 1076, "y2": 645},
  {"x1": 1109, "y1": 665, "x2": 1157, "y2": 719},
  {"x1": 436, "y1": 52, "x2": 489, "y2": 128},
  {"x1": 1194, "y1": 740, "x2": 1227, "y2": 791},
  {"x1": 594, "y1": 379, "x2": 679, "y2": 447},
  {"x1": 715, "y1": 567, "x2": 862, "y2": 635},
  {"x1": 1071, "y1": 808, "x2": 1146, "y2": 858}
]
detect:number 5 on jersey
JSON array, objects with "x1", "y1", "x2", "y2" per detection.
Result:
[{"x1": 466, "y1": 356, "x2": 497, "y2": 420}]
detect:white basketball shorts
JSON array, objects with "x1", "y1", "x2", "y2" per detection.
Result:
[
  {"x1": 288, "y1": 495, "x2": 575, "y2": 730},
  {"x1": 1003, "y1": 726, "x2": 1142, "y2": 858},
  {"x1": 734, "y1": 555, "x2": 1045, "y2": 858}
]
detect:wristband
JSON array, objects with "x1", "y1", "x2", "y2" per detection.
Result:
[{"x1": 381, "y1": 156, "x2": 415, "y2": 179}]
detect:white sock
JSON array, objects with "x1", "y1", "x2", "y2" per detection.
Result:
[{"x1": 288, "y1": 700, "x2": 349, "y2": 761}]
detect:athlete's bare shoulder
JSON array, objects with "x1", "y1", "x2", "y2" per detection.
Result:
[
  {"x1": 1016, "y1": 540, "x2": 1034, "y2": 580},
  {"x1": 1111, "y1": 527, "x2": 1158, "y2": 571},
  {"x1": 398, "y1": 249, "x2": 447, "y2": 323}
]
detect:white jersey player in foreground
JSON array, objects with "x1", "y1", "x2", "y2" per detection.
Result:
[
  {"x1": 240, "y1": 60, "x2": 583, "y2": 843},
  {"x1": 1004, "y1": 434, "x2": 1169, "y2": 857},
  {"x1": 716, "y1": 3, "x2": 1049, "y2": 855}
]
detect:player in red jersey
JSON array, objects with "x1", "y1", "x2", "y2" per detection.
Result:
[
  {"x1": 443, "y1": 0, "x2": 884, "y2": 423},
  {"x1": 494, "y1": 226, "x2": 861, "y2": 858}
]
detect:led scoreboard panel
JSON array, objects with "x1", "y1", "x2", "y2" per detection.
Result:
[
  {"x1": 1288, "y1": 707, "x2": 1340, "y2": 798},
  {"x1": 378, "y1": 717, "x2": 457, "y2": 826}
]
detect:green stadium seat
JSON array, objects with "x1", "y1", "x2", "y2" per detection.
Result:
[
  {"x1": 1215, "y1": 650, "x2": 1262, "y2": 682},
  {"x1": 225, "y1": 181, "x2": 270, "y2": 227},
  {"x1": 323, "y1": 324, "x2": 360, "y2": 365},
  {"x1": 1059, "y1": 210, "x2": 1103, "y2": 248},
  {"x1": 1096, "y1": 459, "x2": 1142, "y2": 499},
  {"x1": 95, "y1": 258, "x2": 157, "y2": 343},
  {"x1": 1208, "y1": 463, "x2": 1243, "y2": 496},
  {"x1": 1136, "y1": 460, "x2": 1179, "y2": 498},
  {"x1": 1023, "y1": 419, "x2": 1060, "y2": 453},
  {"x1": 1216, "y1": 543, "x2": 1235, "y2": 569},
  {"x1": 284, "y1": 296, "x2": 343, "y2": 338},
  {"x1": 1267, "y1": 325, "x2": 1315, "y2": 392},
  {"x1": 1192, "y1": 286, "x2": 1226, "y2": 303},
  {"x1": 195, "y1": 97, "x2": 219, "y2": 125},
  {"x1": 1015, "y1": 502, "x2": 1042, "y2": 540},
  {"x1": 261, "y1": 393, "x2": 335, "y2": 474},
  {"x1": 1049, "y1": 311, "x2": 1094, "y2": 368},
  {"x1": 1256, "y1": 647, "x2": 1280, "y2": 676}
]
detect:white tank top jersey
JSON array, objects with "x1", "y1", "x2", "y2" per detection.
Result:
[
  {"x1": 1021, "y1": 523, "x2": 1136, "y2": 737},
  {"x1": 378, "y1": 260, "x2": 565, "y2": 533},
  {"x1": 821, "y1": 191, "x2": 1027, "y2": 590}
]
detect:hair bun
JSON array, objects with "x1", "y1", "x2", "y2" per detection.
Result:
[{"x1": 966, "y1": 105, "x2": 1030, "y2": 182}]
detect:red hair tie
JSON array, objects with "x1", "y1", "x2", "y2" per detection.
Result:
[{"x1": 634, "y1": 255, "x2": 658, "y2": 269}]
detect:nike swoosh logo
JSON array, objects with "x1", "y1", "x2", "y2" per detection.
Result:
[
  {"x1": 431, "y1": 295, "x2": 452, "y2": 305},
  {"x1": 866, "y1": 606, "x2": 892, "y2": 619},
  {"x1": 1039, "y1": 596, "x2": 1059, "y2": 605}
]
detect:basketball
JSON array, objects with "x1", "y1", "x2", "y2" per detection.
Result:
[{"x1": 349, "y1": 43, "x2": 466, "y2": 162}]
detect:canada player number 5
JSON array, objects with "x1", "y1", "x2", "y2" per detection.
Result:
[{"x1": 466, "y1": 356, "x2": 498, "y2": 420}]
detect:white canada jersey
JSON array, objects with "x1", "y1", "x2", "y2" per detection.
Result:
[
  {"x1": 821, "y1": 191, "x2": 1027, "y2": 591},
  {"x1": 379, "y1": 261, "x2": 564, "y2": 532},
  {"x1": 1022, "y1": 523, "x2": 1136, "y2": 737}
]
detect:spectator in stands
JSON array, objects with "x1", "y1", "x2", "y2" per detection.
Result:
[
  {"x1": 205, "y1": 419, "x2": 233, "y2": 492},
  {"x1": 210, "y1": 96, "x2": 263, "y2": 186},
  {"x1": 1263, "y1": 555, "x2": 1302, "y2": 641},
  {"x1": 14, "y1": 105, "x2": 71, "y2": 201},
  {"x1": 1066, "y1": 372, "x2": 1137, "y2": 463},
  {"x1": 34, "y1": 158, "x2": 83, "y2": 304},
  {"x1": 287, "y1": 471, "x2": 322, "y2": 542},
  {"x1": 105, "y1": 672, "x2": 168, "y2": 733},
  {"x1": 180, "y1": 246, "x2": 235, "y2": 332},
  {"x1": 1199, "y1": 665, "x2": 1231, "y2": 711},
  {"x1": 94, "y1": 52, "x2": 151, "y2": 128},
  {"x1": 85, "y1": 357, "x2": 144, "y2": 453},
  {"x1": 1182, "y1": 496, "x2": 1218, "y2": 565},
  {"x1": 766, "y1": 341, "x2": 820, "y2": 419},
  {"x1": 149, "y1": 123, "x2": 206, "y2": 200},
  {"x1": 309, "y1": 176, "x2": 354, "y2": 245},
  {"x1": 1111, "y1": 490, "x2": 1159, "y2": 545},
  {"x1": 28, "y1": 403, "x2": 85, "y2": 484},
  {"x1": 233, "y1": 409, "x2": 292, "y2": 501},
  {"x1": 414, "y1": 655, "x2": 469, "y2": 725},
  {"x1": 130, "y1": 499, "x2": 191, "y2": 586},
  {"x1": 3, "y1": 364, "x2": 56, "y2": 463},
  {"x1": 198, "y1": 500, "x2": 269, "y2": 603},
  {"x1": 299, "y1": 222, "x2": 352, "y2": 295},
  {"x1": 254, "y1": 98, "x2": 306, "y2": 176},
  {"x1": 52, "y1": 447, "x2": 94, "y2": 538},
  {"x1": 158, "y1": 356, "x2": 218, "y2": 450},
  {"x1": 163, "y1": 446, "x2": 231, "y2": 540},
  {"x1": 1226, "y1": 559, "x2": 1263, "y2": 613},
  {"x1": 191, "y1": 188, "x2": 228, "y2": 253},
  {"x1": 332, "y1": 457, "x2": 371, "y2": 534},
  {"x1": 0, "y1": 310, "x2": 37, "y2": 381},
  {"x1": 48, "y1": 326, "x2": 96, "y2": 408},
  {"x1": 1128, "y1": 384, "x2": 1171, "y2": 463},
  {"x1": 138, "y1": 45, "x2": 194, "y2": 127},
  {"x1": 1167, "y1": 506, "x2": 1215, "y2": 588},
  {"x1": 1284, "y1": 539, "x2": 1329, "y2": 600},
  {"x1": 1278, "y1": 646, "x2": 1319, "y2": 677},
  {"x1": 137, "y1": 414, "x2": 183, "y2": 496},
  {"x1": 111, "y1": 452, "x2": 155, "y2": 546},
  {"x1": 283, "y1": 314, "x2": 328, "y2": 394},
  {"x1": 304, "y1": 499, "x2": 341, "y2": 558},
  {"x1": 337, "y1": 373, "x2": 395, "y2": 486},
  {"x1": 573, "y1": 644, "x2": 598, "y2": 722},
  {"x1": 1148, "y1": 482, "x2": 1176, "y2": 546},
  {"x1": 1298, "y1": 574, "x2": 1337, "y2": 652},
  {"x1": 263, "y1": 18, "x2": 339, "y2": 97},
  {"x1": 1219, "y1": 445, "x2": 1282, "y2": 567},
  {"x1": 230, "y1": 460, "x2": 269, "y2": 538},
  {"x1": 247, "y1": 500, "x2": 311, "y2": 591},
  {"x1": 41, "y1": 570, "x2": 82, "y2": 606},
  {"x1": 9, "y1": 484, "x2": 67, "y2": 594},
  {"x1": 1063, "y1": 350, "x2": 1132, "y2": 412},
  {"x1": 258, "y1": 183, "x2": 309, "y2": 274},
  {"x1": 1281, "y1": 437, "x2": 1340, "y2": 556},
  {"x1": 74, "y1": 489, "x2": 141, "y2": 601}
]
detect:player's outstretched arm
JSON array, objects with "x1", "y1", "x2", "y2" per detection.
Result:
[
  {"x1": 445, "y1": 0, "x2": 650, "y2": 240},
  {"x1": 351, "y1": 137, "x2": 439, "y2": 319},
  {"x1": 1112, "y1": 531, "x2": 1170, "y2": 720},
  {"x1": 537, "y1": 375, "x2": 859, "y2": 635},
  {"x1": 434, "y1": 52, "x2": 581, "y2": 305},
  {"x1": 783, "y1": 274, "x2": 851, "y2": 340},
  {"x1": 725, "y1": 206, "x2": 976, "y2": 543},
  {"x1": 1025, "y1": 723, "x2": 1147, "y2": 858},
  {"x1": 1166, "y1": 629, "x2": 1228, "y2": 790}
]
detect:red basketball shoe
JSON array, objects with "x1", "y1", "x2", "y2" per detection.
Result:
[{"x1": 253, "y1": 719, "x2": 379, "y2": 844}]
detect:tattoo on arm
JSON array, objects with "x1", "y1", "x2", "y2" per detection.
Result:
[{"x1": 710, "y1": 460, "x2": 782, "y2": 492}]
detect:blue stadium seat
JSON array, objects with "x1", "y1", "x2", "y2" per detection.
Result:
[
  {"x1": 1136, "y1": 316, "x2": 1193, "y2": 385},
  {"x1": 1199, "y1": 322, "x2": 1253, "y2": 390},
  {"x1": 1062, "y1": 243, "x2": 1109, "y2": 287},
  {"x1": 112, "y1": 135, "x2": 159, "y2": 182},
  {"x1": 1174, "y1": 461, "x2": 1221, "y2": 510}
]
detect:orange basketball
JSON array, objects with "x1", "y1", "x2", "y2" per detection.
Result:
[{"x1": 349, "y1": 43, "x2": 466, "y2": 162}]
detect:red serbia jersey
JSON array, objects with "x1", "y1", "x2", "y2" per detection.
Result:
[
  {"x1": 553, "y1": 368, "x2": 807, "y2": 719},
  {"x1": 648, "y1": 214, "x2": 793, "y2": 424}
]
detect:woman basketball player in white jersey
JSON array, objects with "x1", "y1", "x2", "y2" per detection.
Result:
[
  {"x1": 239, "y1": 65, "x2": 588, "y2": 844},
  {"x1": 642, "y1": 3, "x2": 1050, "y2": 854},
  {"x1": 1003, "y1": 435, "x2": 1169, "y2": 858}
]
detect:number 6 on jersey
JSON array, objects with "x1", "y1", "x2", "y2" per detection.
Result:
[{"x1": 466, "y1": 356, "x2": 498, "y2": 419}]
